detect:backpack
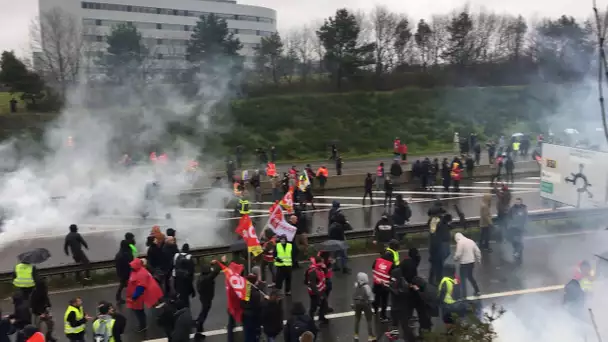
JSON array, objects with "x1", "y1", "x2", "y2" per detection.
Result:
[
  {"x1": 174, "y1": 253, "x2": 190, "y2": 278},
  {"x1": 353, "y1": 283, "x2": 370, "y2": 306}
]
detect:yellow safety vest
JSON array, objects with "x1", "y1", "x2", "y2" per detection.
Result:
[
  {"x1": 64, "y1": 305, "x2": 86, "y2": 335},
  {"x1": 13, "y1": 263, "x2": 35, "y2": 288},
  {"x1": 580, "y1": 277, "x2": 593, "y2": 292},
  {"x1": 513, "y1": 142, "x2": 520, "y2": 151},
  {"x1": 93, "y1": 317, "x2": 115, "y2": 342},
  {"x1": 275, "y1": 243, "x2": 293, "y2": 267},
  {"x1": 386, "y1": 248, "x2": 400, "y2": 266},
  {"x1": 438, "y1": 277, "x2": 456, "y2": 304},
  {"x1": 239, "y1": 200, "x2": 251, "y2": 215}
]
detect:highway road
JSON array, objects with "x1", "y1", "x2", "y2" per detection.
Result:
[
  {"x1": 2, "y1": 226, "x2": 605, "y2": 342},
  {"x1": 0, "y1": 175, "x2": 545, "y2": 272}
]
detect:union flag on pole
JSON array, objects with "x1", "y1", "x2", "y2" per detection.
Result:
[
  {"x1": 267, "y1": 202, "x2": 297, "y2": 241},
  {"x1": 279, "y1": 186, "x2": 295, "y2": 214},
  {"x1": 218, "y1": 261, "x2": 250, "y2": 322},
  {"x1": 235, "y1": 214, "x2": 263, "y2": 256}
]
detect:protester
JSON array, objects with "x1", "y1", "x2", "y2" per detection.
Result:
[
  {"x1": 453, "y1": 233, "x2": 482, "y2": 297},
  {"x1": 373, "y1": 213, "x2": 395, "y2": 254},
  {"x1": 316, "y1": 166, "x2": 328, "y2": 189},
  {"x1": 171, "y1": 300, "x2": 193, "y2": 342},
  {"x1": 63, "y1": 224, "x2": 91, "y2": 281},
  {"x1": 242, "y1": 274, "x2": 263, "y2": 342},
  {"x1": 389, "y1": 160, "x2": 402, "y2": 185},
  {"x1": 274, "y1": 235, "x2": 293, "y2": 295},
  {"x1": 441, "y1": 158, "x2": 451, "y2": 191},
  {"x1": 16, "y1": 325, "x2": 44, "y2": 342},
  {"x1": 383, "y1": 176, "x2": 393, "y2": 207},
  {"x1": 114, "y1": 240, "x2": 133, "y2": 304},
  {"x1": 0, "y1": 313, "x2": 15, "y2": 342},
  {"x1": 283, "y1": 302, "x2": 317, "y2": 342},
  {"x1": 508, "y1": 198, "x2": 528, "y2": 264},
  {"x1": 362, "y1": 173, "x2": 374, "y2": 205},
  {"x1": 392, "y1": 195, "x2": 411, "y2": 227},
  {"x1": 173, "y1": 244, "x2": 195, "y2": 307},
  {"x1": 352, "y1": 272, "x2": 375, "y2": 341},
  {"x1": 317, "y1": 251, "x2": 335, "y2": 312},
  {"x1": 388, "y1": 262, "x2": 416, "y2": 341},
  {"x1": 305, "y1": 256, "x2": 329, "y2": 324},
  {"x1": 12, "y1": 260, "x2": 36, "y2": 301},
  {"x1": 262, "y1": 290, "x2": 284, "y2": 342},
  {"x1": 161, "y1": 237, "x2": 179, "y2": 296},
  {"x1": 479, "y1": 194, "x2": 493, "y2": 252},
  {"x1": 123, "y1": 232, "x2": 138, "y2": 258},
  {"x1": 64, "y1": 297, "x2": 91, "y2": 342},
  {"x1": 126, "y1": 258, "x2": 164, "y2": 332},
  {"x1": 196, "y1": 260, "x2": 221, "y2": 336},
  {"x1": 146, "y1": 235, "x2": 164, "y2": 285},
  {"x1": 376, "y1": 162, "x2": 385, "y2": 191},
  {"x1": 372, "y1": 252, "x2": 393, "y2": 322},
  {"x1": 12, "y1": 292, "x2": 31, "y2": 332},
  {"x1": 30, "y1": 279, "x2": 56, "y2": 342},
  {"x1": 92, "y1": 303, "x2": 120, "y2": 342}
]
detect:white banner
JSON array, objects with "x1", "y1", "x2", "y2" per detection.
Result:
[{"x1": 266, "y1": 203, "x2": 297, "y2": 241}]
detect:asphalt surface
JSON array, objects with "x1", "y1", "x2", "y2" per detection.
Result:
[
  {"x1": 218, "y1": 149, "x2": 501, "y2": 177},
  {"x1": 0, "y1": 175, "x2": 545, "y2": 272},
  {"x1": 4, "y1": 227, "x2": 606, "y2": 342}
]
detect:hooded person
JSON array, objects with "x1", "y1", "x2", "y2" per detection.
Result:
[
  {"x1": 114, "y1": 240, "x2": 133, "y2": 304},
  {"x1": 283, "y1": 302, "x2": 317, "y2": 342},
  {"x1": 262, "y1": 290, "x2": 284, "y2": 342},
  {"x1": 196, "y1": 261, "x2": 221, "y2": 336},
  {"x1": 150, "y1": 225, "x2": 165, "y2": 246},
  {"x1": 123, "y1": 233, "x2": 137, "y2": 258},
  {"x1": 30, "y1": 279, "x2": 56, "y2": 342},
  {"x1": 453, "y1": 233, "x2": 481, "y2": 298},
  {"x1": 63, "y1": 224, "x2": 90, "y2": 281},
  {"x1": 373, "y1": 213, "x2": 394, "y2": 252},
  {"x1": 170, "y1": 300, "x2": 193, "y2": 342},
  {"x1": 388, "y1": 262, "x2": 416, "y2": 342},
  {"x1": 352, "y1": 272, "x2": 375, "y2": 341},
  {"x1": 126, "y1": 258, "x2": 163, "y2": 332},
  {"x1": 161, "y1": 237, "x2": 179, "y2": 296},
  {"x1": 429, "y1": 214, "x2": 453, "y2": 285},
  {"x1": 17, "y1": 325, "x2": 43, "y2": 342},
  {"x1": 392, "y1": 195, "x2": 411, "y2": 226}
]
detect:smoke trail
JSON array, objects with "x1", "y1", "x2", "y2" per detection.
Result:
[{"x1": 0, "y1": 64, "x2": 238, "y2": 251}]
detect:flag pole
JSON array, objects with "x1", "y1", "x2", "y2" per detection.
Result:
[{"x1": 247, "y1": 251, "x2": 251, "y2": 274}]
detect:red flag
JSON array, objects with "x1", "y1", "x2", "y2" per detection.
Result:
[
  {"x1": 235, "y1": 215, "x2": 263, "y2": 256},
  {"x1": 218, "y1": 261, "x2": 250, "y2": 322},
  {"x1": 279, "y1": 187, "x2": 294, "y2": 214},
  {"x1": 266, "y1": 203, "x2": 297, "y2": 241}
]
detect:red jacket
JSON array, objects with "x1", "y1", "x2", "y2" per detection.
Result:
[
  {"x1": 126, "y1": 259, "x2": 163, "y2": 310},
  {"x1": 26, "y1": 332, "x2": 45, "y2": 342},
  {"x1": 399, "y1": 144, "x2": 408, "y2": 154},
  {"x1": 393, "y1": 139, "x2": 401, "y2": 152}
]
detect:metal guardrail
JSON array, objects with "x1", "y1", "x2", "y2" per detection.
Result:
[{"x1": 0, "y1": 207, "x2": 604, "y2": 282}]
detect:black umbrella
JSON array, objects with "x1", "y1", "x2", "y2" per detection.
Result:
[
  {"x1": 229, "y1": 240, "x2": 247, "y2": 252},
  {"x1": 18, "y1": 248, "x2": 51, "y2": 264},
  {"x1": 315, "y1": 240, "x2": 348, "y2": 252}
]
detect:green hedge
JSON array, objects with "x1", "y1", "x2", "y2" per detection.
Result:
[{"x1": 226, "y1": 86, "x2": 553, "y2": 159}]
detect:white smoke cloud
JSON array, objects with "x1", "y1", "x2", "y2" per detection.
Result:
[{"x1": 0, "y1": 64, "x2": 238, "y2": 250}]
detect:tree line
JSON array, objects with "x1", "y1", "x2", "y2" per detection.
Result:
[{"x1": 0, "y1": 5, "x2": 601, "y2": 107}]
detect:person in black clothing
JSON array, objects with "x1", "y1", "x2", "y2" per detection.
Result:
[
  {"x1": 429, "y1": 158, "x2": 439, "y2": 190},
  {"x1": 12, "y1": 292, "x2": 31, "y2": 332},
  {"x1": 328, "y1": 206, "x2": 351, "y2": 273},
  {"x1": 270, "y1": 146, "x2": 277, "y2": 163},
  {"x1": 335, "y1": 155, "x2": 343, "y2": 175},
  {"x1": 465, "y1": 155, "x2": 475, "y2": 180},
  {"x1": 174, "y1": 244, "x2": 195, "y2": 307},
  {"x1": 156, "y1": 298, "x2": 177, "y2": 342},
  {"x1": 64, "y1": 224, "x2": 91, "y2": 281},
  {"x1": 114, "y1": 240, "x2": 133, "y2": 304},
  {"x1": 30, "y1": 279, "x2": 56, "y2": 342},
  {"x1": 429, "y1": 214, "x2": 453, "y2": 285},
  {"x1": 392, "y1": 195, "x2": 412, "y2": 227},
  {"x1": 383, "y1": 176, "x2": 393, "y2": 207},
  {"x1": 284, "y1": 302, "x2": 318, "y2": 342},
  {"x1": 65, "y1": 297, "x2": 90, "y2": 342},
  {"x1": 242, "y1": 274, "x2": 263, "y2": 342},
  {"x1": 373, "y1": 213, "x2": 394, "y2": 253},
  {"x1": 474, "y1": 144, "x2": 481, "y2": 165},
  {"x1": 362, "y1": 173, "x2": 374, "y2": 205},
  {"x1": 262, "y1": 290, "x2": 283, "y2": 342},
  {"x1": 412, "y1": 160, "x2": 421, "y2": 182},
  {"x1": 505, "y1": 155, "x2": 515, "y2": 184},
  {"x1": 250, "y1": 171, "x2": 262, "y2": 203},
  {"x1": 196, "y1": 260, "x2": 221, "y2": 336},
  {"x1": 161, "y1": 237, "x2": 179, "y2": 297},
  {"x1": 420, "y1": 158, "x2": 430, "y2": 190},
  {"x1": 330, "y1": 144, "x2": 338, "y2": 160},
  {"x1": 388, "y1": 264, "x2": 416, "y2": 341},
  {"x1": 441, "y1": 158, "x2": 451, "y2": 192},
  {"x1": 0, "y1": 313, "x2": 15, "y2": 342},
  {"x1": 171, "y1": 300, "x2": 194, "y2": 342},
  {"x1": 390, "y1": 160, "x2": 403, "y2": 186},
  {"x1": 146, "y1": 236, "x2": 164, "y2": 285}
]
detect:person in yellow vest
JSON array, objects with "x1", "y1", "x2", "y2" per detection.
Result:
[
  {"x1": 13, "y1": 261, "x2": 37, "y2": 299},
  {"x1": 573, "y1": 260, "x2": 595, "y2": 293},
  {"x1": 238, "y1": 197, "x2": 251, "y2": 216},
  {"x1": 64, "y1": 297, "x2": 91, "y2": 341},
  {"x1": 385, "y1": 239, "x2": 400, "y2": 266},
  {"x1": 274, "y1": 234, "x2": 293, "y2": 295},
  {"x1": 438, "y1": 264, "x2": 459, "y2": 327},
  {"x1": 93, "y1": 303, "x2": 120, "y2": 342},
  {"x1": 512, "y1": 140, "x2": 520, "y2": 161}
]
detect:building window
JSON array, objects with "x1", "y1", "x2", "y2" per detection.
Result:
[
  {"x1": 184, "y1": 25, "x2": 190, "y2": 31},
  {"x1": 184, "y1": 10, "x2": 189, "y2": 16},
  {"x1": 172, "y1": 9, "x2": 178, "y2": 15},
  {"x1": 96, "y1": 35, "x2": 103, "y2": 42},
  {"x1": 94, "y1": 3, "x2": 101, "y2": 9},
  {"x1": 95, "y1": 19, "x2": 102, "y2": 26},
  {"x1": 127, "y1": 21, "x2": 133, "y2": 26},
  {"x1": 156, "y1": 23, "x2": 162, "y2": 29},
  {"x1": 157, "y1": 38, "x2": 163, "y2": 44},
  {"x1": 157, "y1": 54, "x2": 163, "y2": 59},
  {"x1": 81, "y1": 2, "x2": 88, "y2": 9},
  {"x1": 126, "y1": 5, "x2": 132, "y2": 11},
  {"x1": 156, "y1": 8, "x2": 161, "y2": 14}
]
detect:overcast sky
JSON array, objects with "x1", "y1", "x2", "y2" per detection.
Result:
[{"x1": 0, "y1": 0, "x2": 597, "y2": 58}]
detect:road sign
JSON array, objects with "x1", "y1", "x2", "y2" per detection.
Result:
[{"x1": 539, "y1": 144, "x2": 608, "y2": 208}]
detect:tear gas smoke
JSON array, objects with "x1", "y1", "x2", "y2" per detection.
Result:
[{"x1": 0, "y1": 67, "x2": 238, "y2": 251}]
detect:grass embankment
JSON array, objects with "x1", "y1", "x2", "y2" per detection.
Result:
[{"x1": 0, "y1": 216, "x2": 595, "y2": 297}]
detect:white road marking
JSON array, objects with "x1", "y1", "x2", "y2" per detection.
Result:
[
  {"x1": 526, "y1": 177, "x2": 541, "y2": 180},
  {"x1": 431, "y1": 185, "x2": 538, "y2": 191},
  {"x1": 142, "y1": 284, "x2": 566, "y2": 341},
  {"x1": 474, "y1": 181, "x2": 540, "y2": 185}
]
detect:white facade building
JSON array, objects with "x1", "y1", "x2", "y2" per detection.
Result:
[{"x1": 38, "y1": 0, "x2": 277, "y2": 71}]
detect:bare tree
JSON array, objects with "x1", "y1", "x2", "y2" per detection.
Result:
[
  {"x1": 429, "y1": 14, "x2": 450, "y2": 65},
  {"x1": 394, "y1": 16, "x2": 414, "y2": 68},
  {"x1": 308, "y1": 20, "x2": 326, "y2": 73},
  {"x1": 285, "y1": 26, "x2": 315, "y2": 82},
  {"x1": 370, "y1": 5, "x2": 399, "y2": 74},
  {"x1": 30, "y1": 7, "x2": 83, "y2": 98}
]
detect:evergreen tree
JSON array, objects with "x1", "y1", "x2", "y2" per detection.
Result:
[
  {"x1": 0, "y1": 51, "x2": 46, "y2": 106},
  {"x1": 100, "y1": 23, "x2": 148, "y2": 84},
  {"x1": 442, "y1": 11, "x2": 476, "y2": 66},
  {"x1": 253, "y1": 33, "x2": 284, "y2": 85},
  {"x1": 186, "y1": 13, "x2": 242, "y2": 64}
]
